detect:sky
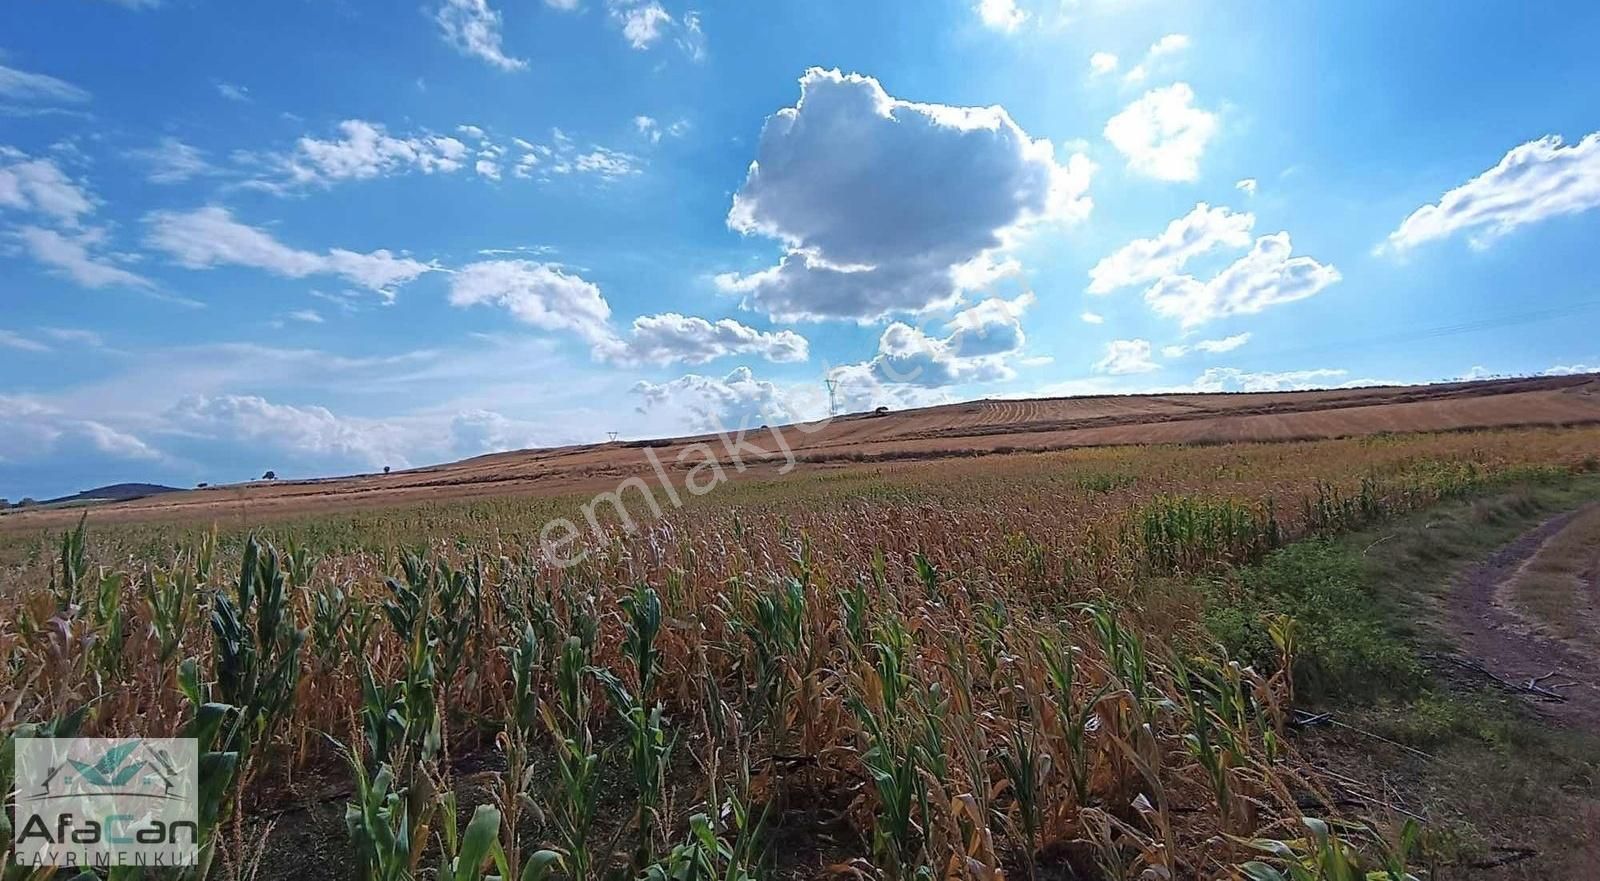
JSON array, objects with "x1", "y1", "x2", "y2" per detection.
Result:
[{"x1": 3, "y1": 0, "x2": 1599, "y2": 500}]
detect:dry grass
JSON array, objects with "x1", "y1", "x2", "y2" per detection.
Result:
[{"x1": 1508, "y1": 505, "x2": 1600, "y2": 652}]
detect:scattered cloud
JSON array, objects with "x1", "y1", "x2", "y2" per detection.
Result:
[
  {"x1": 0, "y1": 394, "x2": 158, "y2": 466},
  {"x1": 828, "y1": 292, "x2": 1038, "y2": 391},
  {"x1": 435, "y1": 0, "x2": 527, "y2": 71},
  {"x1": 1080, "y1": 311, "x2": 1104, "y2": 324},
  {"x1": 1087, "y1": 202, "x2": 1254, "y2": 294},
  {"x1": 1144, "y1": 232, "x2": 1340, "y2": 327},
  {"x1": 976, "y1": 0, "x2": 1028, "y2": 33},
  {"x1": 1093, "y1": 339, "x2": 1160, "y2": 374},
  {"x1": 215, "y1": 82, "x2": 250, "y2": 102},
  {"x1": 274, "y1": 119, "x2": 469, "y2": 187},
  {"x1": 0, "y1": 149, "x2": 96, "y2": 225},
  {"x1": 1236, "y1": 178, "x2": 1257, "y2": 196},
  {"x1": 0, "y1": 329, "x2": 51, "y2": 353},
  {"x1": 14, "y1": 226, "x2": 154, "y2": 289},
  {"x1": 286, "y1": 309, "x2": 324, "y2": 324},
  {"x1": 1382, "y1": 132, "x2": 1600, "y2": 253},
  {"x1": 1161, "y1": 332, "x2": 1251, "y2": 358},
  {"x1": 145, "y1": 206, "x2": 435, "y2": 296},
  {"x1": 600, "y1": 313, "x2": 809, "y2": 365},
  {"x1": 632, "y1": 366, "x2": 799, "y2": 432},
  {"x1": 1089, "y1": 52, "x2": 1119, "y2": 76},
  {"x1": 718, "y1": 68, "x2": 1092, "y2": 322},
  {"x1": 165, "y1": 393, "x2": 412, "y2": 469},
  {"x1": 1122, "y1": 33, "x2": 1190, "y2": 85},
  {"x1": 1187, "y1": 367, "x2": 1351, "y2": 393},
  {"x1": 1544, "y1": 362, "x2": 1599, "y2": 376},
  {"x1": 130, "y1": 137, "x2": 216, "y2": 184},
  {"x1": 614, "y1": 2, "x2": 672, "y2": 49},
  {"x1": 0, "y1": 64, "x2": 91, "y2": 105},
  {"x1": 447, "y1": 259, "x2": 615, "y2": 345},
  {"x1": 634, "y1": 115, "x2": 689, "y2": 145},
  {"x1": 1104, "y1": 83, "x2": 1217, "y2": 182}
]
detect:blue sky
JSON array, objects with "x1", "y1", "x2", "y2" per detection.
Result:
[{"x1": 3, "y1": 0, "x2": 1599, "y2": 499}]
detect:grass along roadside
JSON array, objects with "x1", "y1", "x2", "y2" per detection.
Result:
[
  {"x1": 1193, "y1": 474, "x2": 1600, "y2": 878},
  {"x1": 1507, "y1": 504, "x2": 1600, "y2": 654}
]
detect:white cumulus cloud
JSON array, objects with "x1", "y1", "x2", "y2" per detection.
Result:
[
  {"x1": 976, "y1": 0, "x2": 1028, "y2": 33},
  {"x1": 601, "y1": 313, "x2": 809, "y2": 366},
  {"x1": 1104, "y1": 83, "x2": 1217, "y2": 182},
  {"x1": 718, "y1": 68, "x2": 1092, "y2": 322},
  {"x1": 1382, "y1": 132, "x2": 1600, "y2": 253},
  {"x1": 632, "y1": 366, "x2": 799, "y2": 432},
  {"x1": 1162, "y1": 332, "x2": 1251, "y2": 358},
  {"x1": 1143, "y1": 232, "x2": 1339, "y2": 327},
  {"x1": 1087, "y1": 202, "x2": 1254, "y2": 294},
  {"x1": 1093, "y1": 339, "x2": 1160, "y2": 375},
  {"x1": 448, "y1": 260, "x2": 615, "y2": 345}
]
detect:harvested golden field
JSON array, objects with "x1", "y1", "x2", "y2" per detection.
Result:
[
  {"x1": 4, "y1": 426, "x2": 1599, "y2": 880},
  {"x1": 4, "y1": 374, "x2": 1597, "y2": 531}
]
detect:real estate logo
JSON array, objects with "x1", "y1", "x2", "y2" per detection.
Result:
[{"x1": 12, "y1": 737, "x2": 199, "y2": 869}]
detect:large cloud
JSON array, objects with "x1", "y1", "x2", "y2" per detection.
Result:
[
  {"x1": 1087, "y1": 202, "x2": 1253, "y2": 294},
  {"x1": 1382, "y1": 132, "x2": 1600, "y2": 253},
  {"x1": 1104, "y1": 83, "x2": 1217, "y2": 182},
  {"x1": 1143, "y1": 232, "x2": 1339, "y2": 327},
  {"x1": 718, "y1": 68, "x2": 1092, "y2": 322},
  {"x1": 145, "y1": 206, "x2": 435, "y2": 296}
]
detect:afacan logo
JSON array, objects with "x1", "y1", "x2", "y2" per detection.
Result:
[{"x1": 12, "y1": 738, "x2": 200, "y2": 869}]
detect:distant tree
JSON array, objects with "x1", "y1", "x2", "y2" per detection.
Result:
[
  {"x1": 0, "y1": 498, "x2": 8, "y2": 509},
  {"x1": 383, "y1": 465, "x2": 391, "y2": 474},
  {"x1": 262, "y1": 470, "x2": 277, "y2": 480},
  {"x1": 197, "y1": 482, "x2": 209, "y2": 488},
  {"x1": 16, "y1": 498, "x2": 36, "y2": 508}
]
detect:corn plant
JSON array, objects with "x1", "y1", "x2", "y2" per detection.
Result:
[
  {"x1": 146, "y1": 566, "x2": 197, "y2": 669},
  {"x1": 211, "y1": 536, "x2": 307, "y2": 774},
  {"x1": 1040, "y1": 634, "x2": 1104, "y2": 806},
  {"x1": 1237, "y1": 817, "x2": 1421, "y2": 881},
  {"x1": 994, "y1": 723, "x2": 1048, "y2": 881},
  {"x1": 434, "y1": 794, "x2": 509, "y2": 881},
  {"x1": 540, "y1": 634, "x2": 602, "y2": 881}
]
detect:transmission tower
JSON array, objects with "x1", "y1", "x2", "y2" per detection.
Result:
[
  {"x1": 824, "y1": 378, "x2": 840, "y2": 416},
  {"x1": 607, "y1": 431, "x2": 619, "y2": 442}
]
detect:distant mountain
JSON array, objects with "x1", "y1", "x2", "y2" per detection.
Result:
[{"x1": 37, "y1": 483, "x2": 183, "y2": 507}]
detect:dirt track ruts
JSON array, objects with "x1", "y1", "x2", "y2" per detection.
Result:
[{"x1": 1448, "y1": 504, "x2": 1600, "y2": 730}]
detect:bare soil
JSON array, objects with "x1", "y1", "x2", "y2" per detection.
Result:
[{"x1": 1447, "y1": 504, "x2": 1600, "y2": 730}]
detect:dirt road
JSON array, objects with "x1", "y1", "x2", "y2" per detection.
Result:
[{"x1": 1448, "y1": 504, "x2": 1600, "y2": 729}]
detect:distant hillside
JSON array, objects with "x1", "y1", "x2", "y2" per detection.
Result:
[{"x1": 33, "y1": 483, "x2": 184, "y2": 507}]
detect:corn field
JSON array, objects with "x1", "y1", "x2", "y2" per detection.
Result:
[{"x1": 2, "y1": 427, "x2": 1597, "y2": 881}]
